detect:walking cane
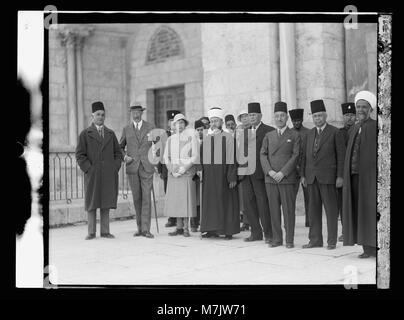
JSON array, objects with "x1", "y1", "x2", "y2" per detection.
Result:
[{"x1": 152, "y1": 184, "x2": 159, "y2": 234}]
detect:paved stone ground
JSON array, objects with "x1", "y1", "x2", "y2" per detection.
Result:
[{"x1": 49, "y1": 215, "x2": 376, "y2": 286}]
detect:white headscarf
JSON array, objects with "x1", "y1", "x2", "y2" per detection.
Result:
[{"x1": 354, "y1": 90, "x2": 377, "y2": 110}]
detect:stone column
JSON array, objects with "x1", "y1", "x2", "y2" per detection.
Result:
[
  {"x1": 58, "y1": 27, "x2": 93, "y2": 146},
  {"x1": 75, "y1": 36, "x2": 85, "y2": 135},
  {"x1": 279, "y1": 23, "x2": 297, "y2": 108},
  {"x1": 295, "y1": 23, "x2": 345, "y2": 127},
  {"x1": 62, "y1": 33, "x2": 78, "y2": 147}
]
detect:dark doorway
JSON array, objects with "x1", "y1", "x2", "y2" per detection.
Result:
[{"x1": 154, "y1": 85, "x2": 185, "y2": 129}]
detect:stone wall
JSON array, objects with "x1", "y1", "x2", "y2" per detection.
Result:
[
  {"x1": 200, "y1": 23, "x2": 280, "y2": 125},
  {"x1": 81, "y1": 27, "x2": 135, "y2": 137},
  {"x1": 49, "y1": 25, "x2": 136, "y2": 150},
  {"x1": 130, "y1": 23, "x2": 204, "y2": 125},
  {"x1": 345, "y1": 23, "x2": 377, "y2": 102},
  {"x1": 295, "y1": 23, "x2": 346, "y2": 128}
]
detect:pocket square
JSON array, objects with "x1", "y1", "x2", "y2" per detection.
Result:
[{"x1": 287, "y1": 139, "x2": 292, "y2": 142}]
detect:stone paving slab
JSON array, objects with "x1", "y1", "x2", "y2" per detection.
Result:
[{"x1": 49, "y1": 215, "x2": 376, "y2": 286}]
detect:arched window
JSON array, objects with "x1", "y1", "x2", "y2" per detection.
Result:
[{"x1": 146, "y1": 26, "x2": 184, "y2": 64}]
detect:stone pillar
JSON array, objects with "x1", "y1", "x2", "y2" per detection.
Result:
[
  {"x1": 58, "y1": 27, "x2": 93, "y2": 146},
  {"x1": 279, "y1": 23, "x2": 297, "y2": 108},
  {"x1": 64, "y1": 34, "x2": 77, "y2": 147},
  {"x1": 75, "y1": 36, "x2": 85, "y2": 135},
  {"x1": 295, "y1": 23, "x2": 346, "y2": 127}
]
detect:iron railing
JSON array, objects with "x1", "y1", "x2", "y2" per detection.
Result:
[{"x1": 49, "y1": 151, "x2": 130, "y2": 203}]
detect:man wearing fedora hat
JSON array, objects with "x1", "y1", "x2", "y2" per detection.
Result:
[
  {"x1": 157, "y1": 109, "x2": 181, "y2": 229},
  {"x1": 337, "y1": 102, "x2": 356, "y2": 242},
  {"x1": 289, "y1": 108, "x2": 310, "y2": 228},
  {"x1": 119, "y1": 104, "x2": 156, "y2": 238},
  {"x1": 239, "y1": 102, "x2": 275, "y2": 243},
  {"x1": 342, "y1": 91, "x2": 377, "y2": 258},
  {"x1": 76, "y1": 101, "x2": 123, "y2": 240},
  {"x1": 300, "y1": 99, "x2": 345, "y2": 250}
]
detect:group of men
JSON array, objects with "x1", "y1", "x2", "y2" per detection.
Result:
[{"x1": 75, "y1": 89, "x2": 377, "y2": 259}]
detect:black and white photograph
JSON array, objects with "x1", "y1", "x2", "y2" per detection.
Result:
[{"x1": 14, "y1": 8, "x2": 393, "y2": 298}]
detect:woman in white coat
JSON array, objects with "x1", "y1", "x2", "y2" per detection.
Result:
[{"x1": 164, "y1": 114, "x2": 199, "y2": 237}]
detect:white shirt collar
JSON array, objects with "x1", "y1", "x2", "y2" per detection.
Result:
[
  {"x1": 95, "y1": 124, "x2": 103, "y2": 130},
  {"x1": 277, "y1": 125, "x2": 287, "y2": 135},
  {"x1": 133, "y1": 120, "x2": 143, "y2": 129},
  {"x1": 252, "y1": 121, "x2": 262, "y2": 130},
  {"x1": 317, "y1": 122, "x2": 327, "y2": 133}
]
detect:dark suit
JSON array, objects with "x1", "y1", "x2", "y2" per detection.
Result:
[
  {"x1": 120, "y1": 121, "x2": 156, "y2": 233},
  {"x1": 240, "y1": 122, "x2": 275, "y2": 240},
  {"x1": 292, "y1": 125, "x2": 310, "y2": 227},
  {"x1": 260, "y1": 127, "x2": 301, "y2": 245},
  {"x1": 301, "y1": 123, "x2": 345, "y2": 246}
]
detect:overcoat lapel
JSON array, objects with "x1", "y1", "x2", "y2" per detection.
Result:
[
  {"x1": 101, "y1": 126, "x2": 113, "y2": 150},
  {"x1": 88, "y1": 123, "x2": 103, "y2": 144}
]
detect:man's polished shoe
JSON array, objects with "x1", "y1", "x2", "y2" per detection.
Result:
[
  {"x1": 264, "y1": 238, "x2": 273, "y2": 244},
  {"x1": 269, "y1": 242, "x2": 282, "y2": 248},
  {"x1": 244, "y1": 236, "x2": 263, "y2": 242},
  {"x1": 183, "y1": 230, "x2": 191, "y2": 237},
  {"x1": 142, "y1": 231, "x2": 154, "y2": 238},
  {"x1": 85, "y1": 234, "x2": 96, "y2": 240},
  {"x1": 338, "y1": 235, "x2": 344, "y2": 242},
  {"x1": 133, "y1": 230, "x2": 142, "y2": 237},
  {"x1": 302, "y1": 243, "x2": 323, "y2": 249},
  {"x1": 327, "y1": 245, "x2": 336, "y2": 250},
  {"x1": 286, "y1": 244, "x2": 294, "y2": 249},
  {"x1": 358, "y1": 252, "x2": 371, "y2": 259},
  {"x1": 224, "y1": 235, "x2": 233, "y2": 240},
  {"x1": 101, "y1": 233, "x2": 115, "y2": 239}
]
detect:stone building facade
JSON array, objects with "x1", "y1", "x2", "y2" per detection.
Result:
[
  {"x1": 48, "y1": 22, "x2": 377, "y2": 225},
  {"x1": 49, "y1": 22, "x2": 377, "y2": 150}
]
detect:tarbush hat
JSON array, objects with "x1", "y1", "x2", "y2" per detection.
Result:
[
  {"x1": 341, "y1": 102, "x2": 356, "y2": 115},
  {"x1": 92, "y1": 101, "x2": 105, "y2": 113},
  {"x1": 248, "y1": 102, "x2": 261, "y2": 114},
  {"x1": 274, "y1": 101, "x2": 288, "y2": 113},
  {"x1": 310, "y1": 100, "x2": 326, "y2": 114},
  {"x1": 289, "y1": 109, "x2": 304, "y2": 121}
]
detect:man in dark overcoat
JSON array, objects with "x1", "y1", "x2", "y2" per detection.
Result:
[
  {"x1": 120, "y1": 105, "x2": 156, "y2": 238},
  {"x1": 239, "y1": 102, "x2": 275, "y2": 243},
  {"x1": 289, "y1": 108, "x2": 310, "y2": 227},
  {"x1": 76, "y1": 101, "x2": 123, "y2": 240},
  {"x1": 300, "y1": 99, "x2": 346, "y2": 250},
  {"x1": 337, "y1": 102, "x2": 356, "y2": 242},
  {"x1": 260, "y1": 101, "x2": 301, "y2": 248},
  {"x1": 342, "y1": 91, "x2": 377, "y2": 258}
]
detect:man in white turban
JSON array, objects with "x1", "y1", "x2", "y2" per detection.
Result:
[
  {"x1": 342, "y1": 90, "x2": 377, "y2": 258},
  {"x1": 199, "y1": 107, "x2": 240, "y2": 239}
]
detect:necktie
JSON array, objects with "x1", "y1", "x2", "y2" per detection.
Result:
[
  {"x1": 278, "y1": 129, "x2": 281, "y2": 137},
  {"x1": 313, "y1": 128, "x2": 321, "y2": 157},
  {"x1": 98, "y1": 127, "x2": 104, "y2": 139},
  {"x1": 135, "y1": 123, "x2": 139, "y2": 131}
]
